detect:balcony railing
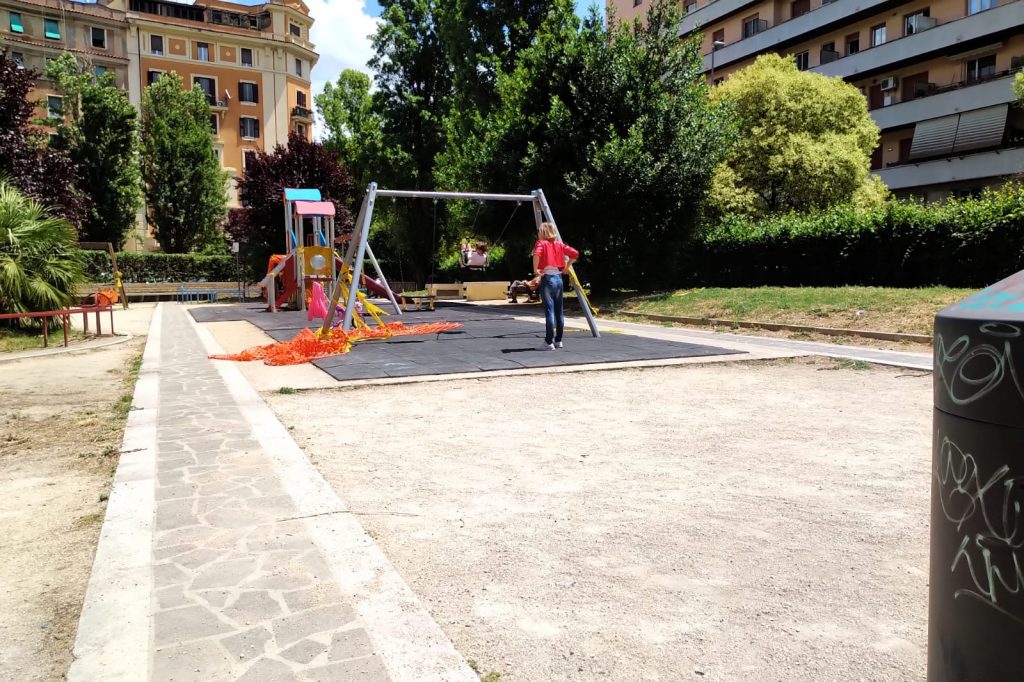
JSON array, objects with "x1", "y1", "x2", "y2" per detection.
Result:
[
  {"x1": 291, "y1": 106, "x2": 312, "y2": 119},
  {"x1": 742, "y1": 18, "x2": 769, "y2": 39},
  {"x1": 820, "y1": 48, "x2": 840, "y2": 64}
]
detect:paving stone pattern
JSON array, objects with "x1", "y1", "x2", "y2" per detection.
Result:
[
  {"x1": 190, "y1": 303, "x2": 740, "y2": 380},
  {"x1": 153, "y1": 306, "x2": 390, "y2": 681}
]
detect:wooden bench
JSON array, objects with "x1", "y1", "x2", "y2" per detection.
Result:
[
  {"x1": 398, "y1": 294, "x2": 436, "y2": 312},
  {"x1": 79, "y1": 282, "x2": 260, "y2": 303}
]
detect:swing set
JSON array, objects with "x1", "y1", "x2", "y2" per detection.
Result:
[{"x1": 321, "y1": 183, "x2": 599, "y2": 338}]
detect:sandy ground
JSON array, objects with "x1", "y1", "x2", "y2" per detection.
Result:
[
  {"x1": 0, "y1": 305, "x2": 153, "y2": 681},
  {"x1": 269, "y1": 357, "x2": 933, "y2": 682}
]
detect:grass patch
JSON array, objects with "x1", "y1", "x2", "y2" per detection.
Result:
[
  {"x1": 600, "y1": 286, "x2": 971, "y2": 336},
  {"x1": 279, "y1": 386, "x2": 297, "y2": 395},
  {"x1": 112, "y1": 351, "x2": 144, "y2": 424},
  {"x1": 0, "y1": 327, "x2": 88, "y2": 353},
  {"x1": 825, "y1": 358, "x2": 873, "y2": 371}
]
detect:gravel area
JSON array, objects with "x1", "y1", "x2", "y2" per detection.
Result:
[{"x1": 269, "y1": 356, "x2": 933, "y2": 682}]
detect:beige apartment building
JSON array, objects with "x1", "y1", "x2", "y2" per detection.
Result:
[
  {"x1": 0, "y1": 0, "x2": 130, "y2": 120},
  {"x1": 611, "y1": 0, "x2": 1024, "y2": 201},
  {"x1": 1, "y1": 0, "x2": 317, "y2": 251}
]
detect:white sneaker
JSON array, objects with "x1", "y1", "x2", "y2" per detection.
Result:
[
  {"x1": 555, "y1": 341, "x2": 563, "y2": 349},
  {"x1": 538, "y1": 343, "x2": 555, "y2": 351}
]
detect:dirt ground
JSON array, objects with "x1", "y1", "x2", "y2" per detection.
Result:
[
  {"x1": 269, "y1": 356, "x2": 933, "y2": 682},
  {"x1": 0, "y1": 306, "x2": 152, "y2": 681}
]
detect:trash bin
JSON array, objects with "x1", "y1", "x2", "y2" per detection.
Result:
[{"x1": 930, "y1": 271, "x2": 1024, "y2": 681}]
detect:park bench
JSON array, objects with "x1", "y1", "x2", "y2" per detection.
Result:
[{"x1": 79, "y1": 282, "x2": 259, "y2": 303}]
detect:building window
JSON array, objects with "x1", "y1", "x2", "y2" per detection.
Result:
[
  {"x1": 871, "y1": 23, "x2": 886, "y2": 47},
  {"x1": 289, "y1": 23, "x2": 301, "y2": 37},
  {"x1": 791, "y1": 0, "x2": 809, "y2": 18},
  {"x1": 12, "y1": 52, "x2": 24, "y2": 68},
  {"x1": 904, "y1": 9, "x2": 930, "y2": 36},
  {"x1": 151, "y1": 35, "x2": 164, "y2": 55},
  {"x1": 845, "y1": 33, "x2": 860, "y2": 55},
  {"x1": 241, "y1": 48, "x2": 253, "y2": 67},
  {"x1": 712, "y1": 28, "x2": 725, "y2": 47},
  {"x1": 966, "y1": 54, "x2": 997, "y2": 83},
  {"x1": 968, "y1": 0, "x2": 995, "y2": 14},
  {"x1": 94, "y1": 65, "x2": 108, "y2": 77},
  {"x1": 243, "y1": 150, "x2": 257, "y2": 169},
  {"x1": 794, "y1": 51, "x2": 809, "y2": 71},
  {"x1": 295, "y1": 58, "x2": 303, "y2": 77},
  {"x1": 742, "y1": 15, "x2": 765, "y2": 39},
  {"x1": 193, "y1": 76, "x2": 216, "y2": 105},
  {"x1": 902, "y1": 72, "x2": 931, "y2": 100},
  {"x1": 296, "y1": 122, "x2": 307, "y2": 138},
  {"x1": 147, "y1": 69, "x2": 163, "y2": 85},
  {"x1": 91, "y1": 27, "x2": 106, "y2": 49},
  {"x1": 9, "y1": 12, "x2": 23, "y2": 33},
  {"x1": 209, "y1": 114, "x2": 218, "y2": 136},
  {"x1": 240, "y1": 117, "x2": 260, "y2": 139},
  {"x1": 683, "y1": 0, "x2": 696, "y2": 12},
  {"x1": 820, "y1": 41, "x2": 839, "y2": 64},
  {"x1": 47, "y1": 96, "x2": 63, "y2": 119},
  {"x1": 239, "y1": 82, "x2": 259, "y2": 104},
  {"x1": 296, "y1": 91, "x2": 307, "y2": 107},
  {"x1": 197, "y1": 42, "x2": 210, "y2": 62},
  {"x1": 633, "y1": 0, "x2": 642, "y2": 6},
  {"x1": 44, "y1": 18, "x2": 61, "y2": 40}
]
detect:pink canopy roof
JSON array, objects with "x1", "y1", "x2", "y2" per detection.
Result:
[{"x1": 294, "y1": 201, "x2": 335, "y2": 217}]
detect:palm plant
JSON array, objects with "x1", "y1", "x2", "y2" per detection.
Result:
[{"x1": 0, "y1": 181, "x2": 85, "y2": 324}]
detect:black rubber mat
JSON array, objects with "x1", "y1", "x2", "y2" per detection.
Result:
[{"x1": 190, "y1": 303, "x2": 743, "y2": 380}]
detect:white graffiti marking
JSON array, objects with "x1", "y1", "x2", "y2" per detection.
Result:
[{"x1": 935, "y1": 436, "x2": 1024, "y2": 625}]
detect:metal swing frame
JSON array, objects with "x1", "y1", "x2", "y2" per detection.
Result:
[{"x1": 320, "y1": 182, "x2": 600, "y2": 338}]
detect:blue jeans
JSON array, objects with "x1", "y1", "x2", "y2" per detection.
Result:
[{"x1": 539, "y1": 274, "x2": 564, "y2": 344}]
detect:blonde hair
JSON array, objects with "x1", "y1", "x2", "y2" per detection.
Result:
[{"x1": 538, "y1": 222, "x2": 558, "y2": 240}]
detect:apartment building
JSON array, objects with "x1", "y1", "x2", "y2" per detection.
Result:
[
  {"x1": 2, "y1": 0, "x2": 316, "y2": 251},
  {"x1": 612, "y1": 0, "x2": 1024, "y2": 201},
  {"x1": 0, "y1": 0, "x2": 130, "y2": 121}
]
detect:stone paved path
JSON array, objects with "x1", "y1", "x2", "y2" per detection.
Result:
[{"x1": 71, "y1": 304, "x2": 475, "y2": 681}]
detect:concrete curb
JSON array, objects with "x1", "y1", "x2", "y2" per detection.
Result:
[
  {"x1": 191, "y1": 315, "x2": 477, "y2": 681},
  {"x1": 614, "y1": 311, "x2": 932, "y2": 344},
  {"x1": 68, "y1": 308, "x2": 160, "y2": 681},
  {"x1": 0, "y1": 334, "x2": 134, "y2": 364}
]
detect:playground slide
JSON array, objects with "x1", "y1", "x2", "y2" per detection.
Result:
[
  {"x1": 274, "y1": 254, "x2": 297, "y2": 310},
  {"x1": 330, "y1": 254, "x2": 394, "y2": 300}
]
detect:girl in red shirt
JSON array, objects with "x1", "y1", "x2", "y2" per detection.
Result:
[{"x1": 532, "y1": 222, "x2": 580, "y2": 350}]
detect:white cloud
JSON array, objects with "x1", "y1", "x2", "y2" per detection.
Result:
[{"x1": 306, "y1": 0, "x2": 380, "y2": 139}]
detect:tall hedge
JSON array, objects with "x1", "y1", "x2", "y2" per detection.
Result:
[
  {"x1": 82, "y1": 252, "x2": 248, "y2": 283},
  {"x1": 693, "y1": 184, "x2": 1024, "y2": 288}
]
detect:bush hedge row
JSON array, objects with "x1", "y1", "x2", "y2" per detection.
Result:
[
  {"x1": 82, "y1": 251, "x2": 250, "y2": 283},
  {"x1": 691, "y1": 184, "x2": 1024, "y2": 288}
]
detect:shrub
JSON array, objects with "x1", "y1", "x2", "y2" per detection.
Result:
[
  {"x1": 693, "y1": 184, "x2": 1024, "y2": 288},
  {"x1": 0, "y1": 182, "x2": 85, "y2": 320},
  {"x1": 81, "y1": 252, "x2": 248, "y2": 283}
]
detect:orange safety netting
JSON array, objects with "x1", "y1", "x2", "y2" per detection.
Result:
[{"x1": 210, "y1": 321, "x2": 463, "y2": 366}]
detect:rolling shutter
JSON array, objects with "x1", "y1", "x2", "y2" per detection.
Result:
[
  {"x1": 909, "y1": 114, "x2": 959, "y2": 160},
  {"x1": 952, "y1": 104, "x2": 1008, "y2": 153}
]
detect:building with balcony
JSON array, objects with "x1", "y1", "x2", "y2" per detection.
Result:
[
  {"x1": 0, "y1": 0, "x2": 130, "y2": 122},
  {"x1": 610, "y1": 0, "x2": 1024, "y2": 201}
]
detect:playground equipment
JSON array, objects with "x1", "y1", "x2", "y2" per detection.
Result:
[
  {"x1": 263, "y1": 188, "x2": 403, "y2": 319},
  {"x1": 322, "y1": 184, "x2": 599, "y2": 338},
  {"x1": 78, "y1": 241, "x2": 128, "y2": 309}
]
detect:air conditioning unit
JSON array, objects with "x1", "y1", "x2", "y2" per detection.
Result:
[{"x1": 880, "y1": 76, "x2": 898, "y2": 91}]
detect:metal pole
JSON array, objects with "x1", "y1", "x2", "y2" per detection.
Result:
[
  {"x1": 364, "y1": 243, "x2": 403, "y2": 316},
  {"x1": 321, "y1": 195, "x2": 368, "y2": 333},
  {"x1": 533, "y1": 189, "x2": 600, "y2": 338},
  {"x1": 710, "y1": 48, "x2": 715, "y2": 83},
  {"x1": 342, "y1": 184, "x2": 376, "y2": 332},
  {"x1": 297, "y1": 210, "x2": 306, "y2": 312},
  {"x1": 375, "y1": 189, "x2": 535, "y2": 202}
]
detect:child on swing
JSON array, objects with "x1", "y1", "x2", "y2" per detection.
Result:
[{"x1": 533, "y1": 222, "x2": 579, "y2": 350}]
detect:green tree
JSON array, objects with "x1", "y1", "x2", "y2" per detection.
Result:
[
  {"x1": 1014, "y1": 72, "x2": 1024, "y2": 104},
  {"x1": 0, "y1": 181, "x2": 86, "y2": 317},
  {"x1": 46, "y1": 53, "x2": 142, "y2": 250},
  {"x1": 437, "y1": 0, "x2": 736, "y2": 292},
  {"x1": 140, "y1": 72, "x2": 228, "y2": 253},
  {"x1": 0, "y1": 48, "x2": 88, "y2": 228},
  {"x1": 709, "y1": 53, "x2": 880, "y2": 217},
  {"x1": 315, "y1": 69, "x2": 381, "y2": 188},
  {"x1": 369, "y1": 0, "x2": 454, "y2": 282}
]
